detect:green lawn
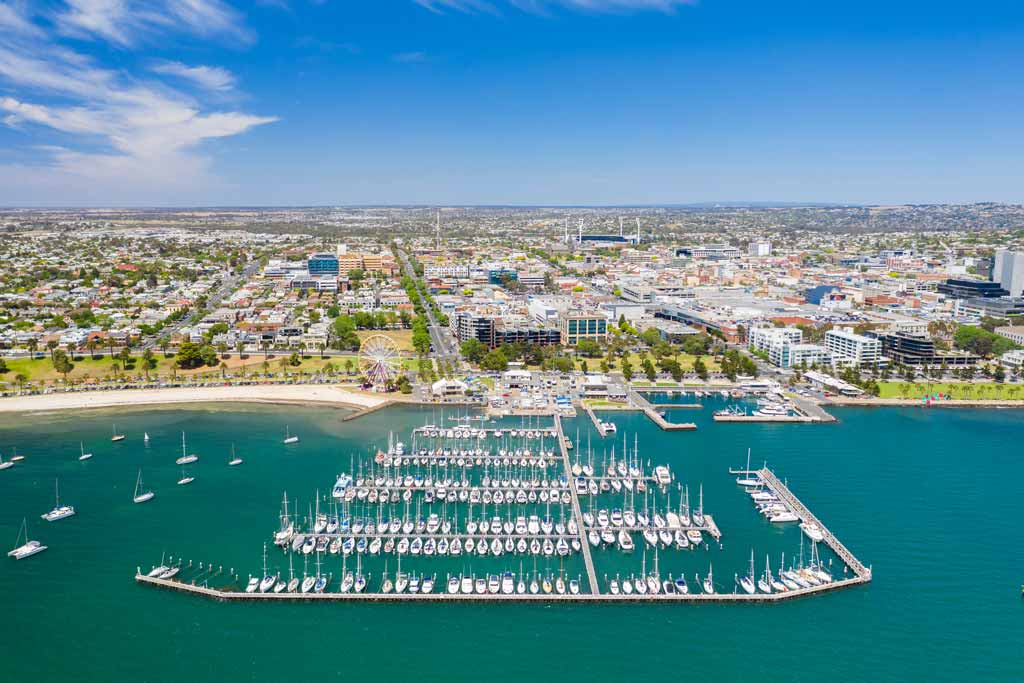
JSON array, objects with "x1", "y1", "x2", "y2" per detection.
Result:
[
  {"x1": 0, "y1": 352, "x2": 419, "y2": 386},
  {"x1": 878, "y1": 381, "x2": 1024, "y2": 400}
]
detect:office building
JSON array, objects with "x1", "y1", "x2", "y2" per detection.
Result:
[
  {"x1": 936, "y1": 278, "x2": 1008, "y2": 300},
  {"x1": 994, "y1": 249, "x2": 1024, "y2": 297},
  {"x1": 748, "y1": 241, "x2": 772, "y2": 257},
  {"x1": 825, "y1": 327, "x2": 883, "y2": 368},
  {"x1": 559, "y1": 310, "x2": 608, "y2": 345},
  {"x1": 307, "y1": 253, "x2": 340, "y2": 277},
  {"x1": 995, "y1": 326, "x2": 1024, "y2": 346},
  {"x1": 875, "y1": 332, "x2": 978, "y2": 367}
]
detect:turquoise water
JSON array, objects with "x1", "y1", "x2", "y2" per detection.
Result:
[{"x1": 1, "y1": 402, "x2": 1022, "y2": 681}]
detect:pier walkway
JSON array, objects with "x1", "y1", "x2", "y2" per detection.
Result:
[
  {"x1": 627, "y1": 388, "x2": 698, "y2": 431},
  {"x1": 136, "y1": 572, "x2": 866, "y2": 603},
  {"x1": 555, "y1": 414, "x2": 600, "y2": 594},
  {"x1": 583, "y1": 405, "x2": 609, "y2": 437},
  {"x1": 756, "y1": 467, "x2": 870, "y2": 580}
]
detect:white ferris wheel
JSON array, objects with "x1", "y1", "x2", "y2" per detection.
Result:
[{"x1": 358, "y1": 334, "x2": 401, "y2": 386}]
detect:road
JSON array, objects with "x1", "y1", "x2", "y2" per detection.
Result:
[
  {"x1": 142, "y1": 259, "x2": 262, "y2": 350},
  {"x1": 396, "y1": 249, "x2": 461, "y2": 368}
]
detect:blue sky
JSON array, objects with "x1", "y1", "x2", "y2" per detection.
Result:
[{"x1": 0, "y1": 0, "x2": 1022, "y2": 206}]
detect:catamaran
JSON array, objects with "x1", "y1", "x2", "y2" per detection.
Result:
[
  {"x1": 41, "y1": 479, "x2": 75, "y2": 521},
  {"x1": 228, "y1": 444, "x2": 243, "y2": 466},
  {"x1": 78, "y1": 442, "x2": 93, "y2": 461},
  {"x1": 8, "y1": 518, "x2": 47, "y2": 560},
  {"x1": 133, "y1": 469, "x2": 155, "y2": 503},
  {"x1": 176, "y1": 432, "x2": 198, "y2": 465},
  {"x1": 111, "y1": 424, "x2": 125, "y2": 442},
  {"x1": 283, "y1": 426, "x2": 299, "y2": 444}
]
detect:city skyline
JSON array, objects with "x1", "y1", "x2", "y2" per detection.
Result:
[{"x1": 1, "y1": 0, "x2": 1023, "y2": 206}]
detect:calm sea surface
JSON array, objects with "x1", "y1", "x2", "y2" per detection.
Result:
[{"x1": 1, "y1": 402, "x2": 1021, "y2": 682}]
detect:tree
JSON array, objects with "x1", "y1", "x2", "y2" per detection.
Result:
[
  {"x1": 344, "y1": 358, "x2": 355, "y2": 375},
  {"x1": 236, "y1": 340, "x2": 246, "y2": 359},
  {"x1": 220, "y1": 361, "x2": 228, "y2": 378},
  {"x1": 639, "y1": 328, "x2": 662, "y2": 347},
  {"x1": 175, "y1": 341, "x2": 205, "y2": 369},
  {"x1": 289, "y1": 351, "x2": 302, "y2": 366},
  {"x1": 52, "y1": 349, "x2": 74, "y2": 381},
  {"x1": 480, "y1": 349, "x2": 508, "y2": 372},
  {"x1": 460, "y1": 338, "x2": 487, "y2": 364},
  {"x1": 0, "y1": 358, "x2": 7, "y2": 373},
  {"x1": 26, "y1": 338, "x2": 38, "y2": 360},
  {"x1": 621, "y1": 357, "x2": 634, "y2": 382},
  {"x1": 693, "y1": 356, "x2": 709, "y2": 381},
  {"x1": 642, "y1": 358, "x2": 656, "y2": 382},
  {"x1": 141, "y1": 348, "x2": 157, "y2": 379},
  {"x1": 46, "y1": 340, "x2": 58, "y2": 360},
  {"x1": 199, "y1": 345, "x2": 218, "y2": 367},
  {"x1": 397, "y1": 375, "x2": 413, "y2": 394},
  {"x1": 576, "y1": 339, "x2": 602, "y2": 358}
]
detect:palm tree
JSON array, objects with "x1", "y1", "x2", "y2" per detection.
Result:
[
  {"x1": 318, "y1": 342, "x2": 326, "y2": 359},
  {"x1": 220, "y1": 361, "x2": 228, "y2": 379},
  {"x1": 261, "y1": 340, "x2": 270, "y2": 360},
  {"x1": 236, "y1": 340, "x2": 245, "y2": 359},
  {"x1": 86, "y1": 338, "x2": 98, "y2": 360},
  {"x1": 26, "y1": 338, "x2": 38, "y2": 360},
  {"x1": 46, "y1": 340, "x2": 58, "y2": 361}
]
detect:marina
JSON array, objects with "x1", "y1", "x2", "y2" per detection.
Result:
[
  {"x1": 132, "y1": 413, "x2": 867, "y2": 604},
  {"x1": 1, "y1": 402, "x2": 1019, "y2": 683}
]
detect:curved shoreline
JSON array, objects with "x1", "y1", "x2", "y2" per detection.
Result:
[
  {"x1": 0, "y1": 384, "x2": 391, "y2": 414},
  {"x1": 824, "y1": 397, "x2": 1024, "y2": 408}
]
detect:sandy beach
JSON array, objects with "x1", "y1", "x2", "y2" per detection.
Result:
[{"x1": 0, "y1": 384, "x2": 391, "y2": 414}]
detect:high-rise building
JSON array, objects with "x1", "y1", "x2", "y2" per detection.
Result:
[
  {"x1": 825, "y1": 328, "x2": 883, "y2": 368},
  {"x1": 307, "y1": 253, "x2": 339, "y2": 276},
  {"x1": 993, "y1": 249, "x2": 1024, "y2": 297},
  {"x1": 748, "y1": 241, "x2": 772, "y2": 257}
]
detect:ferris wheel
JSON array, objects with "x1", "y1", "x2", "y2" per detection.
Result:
[{"x1": 358, "y1": 334, "x2": 401, "y2": 386}]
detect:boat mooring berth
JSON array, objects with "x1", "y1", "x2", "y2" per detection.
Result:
[{"x1": 134, "y1": 417, "x2": 870, "y2": 605}]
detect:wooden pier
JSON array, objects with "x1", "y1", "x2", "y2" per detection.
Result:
[
  {"x1": 555, "y1": 414, "x2": 600, "y2": 594},
  {"x1": 627, "y1": 388, "x2": 697, "y2": 431},
  {"x1": 583, "y1": 405, "x2": 609, "y2": 437},
  {"x1": 755, "y1": 467, "x2": 871, "y2": 580},
  {"x1": 136, "y1": 571, "x2": 866, "y2": 603}
]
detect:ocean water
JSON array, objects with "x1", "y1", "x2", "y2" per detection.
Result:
[{"x1": 1, "y1": 402, "x2": 1022, "y2": 682}]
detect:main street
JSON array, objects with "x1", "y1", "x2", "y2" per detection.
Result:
[{"x1": 396, "y1": 249, "x2": 461, "y2": 368}]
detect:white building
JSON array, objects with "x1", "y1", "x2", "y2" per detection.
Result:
[
  {"x1": 748, "y1": 241, "x2": 772, "y2": 257},
  {"x1": 995, "y1": 326, "x2": 1024, "y2": 346},
  {"x1": 994, "y1": 249, "x2": 1024, "y2": 297},
  {"x1": 825, "y1": 328, "x2": 883, "y2": 368}
]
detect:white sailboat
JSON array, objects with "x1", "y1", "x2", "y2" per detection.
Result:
[
  {"x1": 133, "y1": 469, "x2": 155, "y2": 503},
  {"x1": 78, "y1": 442, "x2": 93, "y2": 461},
  {"x1": 177, "y1": 467, "x2": 194, "y2": 486},
  {"x1": 8, "y1": 518, "x2": 47, "y2": 560},
  {"x1": 283, "y1": 426, "x2": 299, "y2": 444},
  {"x1": 144, "y1": 432, "x2": 150, "y2": 444},
  {"x1": 176, "y1": 432, "x2": 198, "y2": 465},
  {"x1": 111, "y1": 424, "x2": 125, "y2": 442},
  {"x1": 41, "y1": 478, "x2": 76, "y2": 521},
  {"x1": 0, "y1": 451, "x2": 13, "y2": 470},
  {"x1": 702, "y1": 563, "x2": 715, "y2": 594},
  {"x1": 739, "y1": 550, "x2": 756, "y2": 594},
  {"x1": 10, "y1": 447, "x2": 24, "y2": 462},
  {"x1": 228, "y1": 444, "x2": 243, "y2": 466},
  {"x1": 736, "y1": 448, "x2": 760, "y2": 487}
]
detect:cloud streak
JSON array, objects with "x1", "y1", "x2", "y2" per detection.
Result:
[
  {"x1": 151, "y1": 61, "x2": 237, "y2": 92},
  {"x1": 0, "y1": 1, "x2": 275, "y2": 203},
  {"x1": 55, "y1": 0, "x2": 252, "y2": 48},
  {"x1": 414, "y1": 0, "x2": 697, "y2": 13}
]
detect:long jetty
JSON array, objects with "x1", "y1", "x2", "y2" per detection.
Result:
[
  {"x1": 136, "y1": 572, "x2": 866, "y2": 603},
  {"x1": 756, "y1": 467, "x2": 870, "y2": 579},
  {"x1": 628, "y1": 389, "x2": 697, "y2": 431},
  {"x1": 555, "y1": 414, "x2": 600, "y2": 594}
]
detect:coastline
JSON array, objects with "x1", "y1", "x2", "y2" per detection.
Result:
[
  {"x1": 0, "y1": 384, "x2": 391, "y2": 414},
  {"x1": 824, "y1": 397, "x2": 1024, "y2": 408}
]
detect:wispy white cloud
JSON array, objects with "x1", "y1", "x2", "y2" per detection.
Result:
[
  {"x1": 0, "y1": 1, "x2": 43, "y2": 37},
  {"x1": 392, "y1": 51, "x2": 431, "y2": 63},
  {"x1": 415, "y1": 0, "x2": 696, "y2": 13},
  {"x1": 151, "y1": 60, "x2": 236, "y2": 92},
  {"x1": 0, "y1": 1, "x2": 275, "y2": 203},
  {"x1": 55, "y1": 0, "x2": 253, "y2": 48}
]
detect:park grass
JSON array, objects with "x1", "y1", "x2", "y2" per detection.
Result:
[
  {"x1": 0, "y1": 352, "x2": 418, "y2": 386},
  {"x1": 355, "y1": 329, "x2": 414, "y2": 352},
  {"x1": 878, "y1": 381, "x2": 1024, "y2": 401},
  {"x1": 617, "y1": 351, "x2": 721, "y2": 372}
]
